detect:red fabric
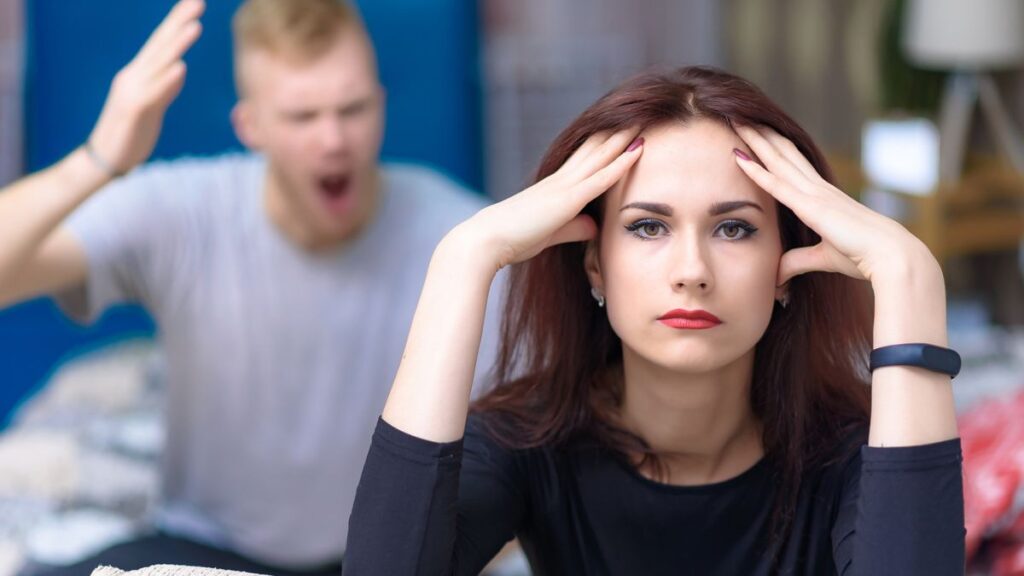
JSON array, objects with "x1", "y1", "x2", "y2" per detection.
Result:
[{"x1": 961, "y1": 389, "x2": 1024, "y2": 574}]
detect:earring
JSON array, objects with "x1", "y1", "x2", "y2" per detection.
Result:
[
  {"x1": 590, "y1": 287, "x2": 606, "y2": 308},
  {"x1": 777, "y1": 293, "x2": 790, "y2": 309}
]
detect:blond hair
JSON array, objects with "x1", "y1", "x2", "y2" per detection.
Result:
[{"x1": 232, "y1": 0, "x2": 367, "y2": 88}]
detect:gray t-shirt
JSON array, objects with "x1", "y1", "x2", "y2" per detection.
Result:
[{"x1": 58, "y1": 154, "x2": 502, "y2": 568}]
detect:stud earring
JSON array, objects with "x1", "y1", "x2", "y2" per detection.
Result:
[
  {"x1": 590, "y1": 287, "x2": 606, "y2": 308},
  {"x1": 777, "y1": 293, "x2": 790, "y2": 309}
]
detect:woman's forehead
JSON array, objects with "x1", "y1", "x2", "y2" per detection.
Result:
[{"x1": 611, "y1": 120, "x2": 772, "y2": 212}]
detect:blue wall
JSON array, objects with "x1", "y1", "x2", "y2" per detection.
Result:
[{"x1": 1, "y1": 0, "x2": 482, "y2": 424}]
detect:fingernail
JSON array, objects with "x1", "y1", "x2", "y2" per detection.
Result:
[
  {"x1": 733, "y1": 148, "x2": 751, "y2": 161},
  {"x1": 627, "y1": 137, "x2": 644, "y2": 152}
]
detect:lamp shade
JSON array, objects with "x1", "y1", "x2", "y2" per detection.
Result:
[{"x1": 903, "y1": 0, "x2": 1024, "y2": 69}]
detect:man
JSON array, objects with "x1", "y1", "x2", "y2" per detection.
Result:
[{"x1": 0, "y1": 0, "x2": 499, "y2": 573}]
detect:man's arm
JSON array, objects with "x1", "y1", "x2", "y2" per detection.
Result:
[{"x1": 0, "y1": 0, "x2": 204, "y2": 309}]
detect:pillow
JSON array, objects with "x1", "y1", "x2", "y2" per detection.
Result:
[{"x1": 92, "y1": 566, "x2": 269, "y2": 576}]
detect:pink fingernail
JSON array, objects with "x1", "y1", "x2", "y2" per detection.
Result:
[
  {"x1": 627, "y1": 137, "x2": 644, "y2": 152},
  {"x1": 733, "y1": 148, "x2": 751, "y2": 161}
]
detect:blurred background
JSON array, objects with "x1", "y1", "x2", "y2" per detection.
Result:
[{"x1": 0, "y1": 0, "x2": 1023, "y2": 574}]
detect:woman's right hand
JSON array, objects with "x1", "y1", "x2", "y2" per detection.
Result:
[
  {"x1": 379, "y1": 129, "x2": 642, "y2": 443},
  {"x1": 458, "y1": 129, "x2": 644, "y2": 273},
  {"x1": 87, "y1": 0, "x2": 205, "y2": 176}
]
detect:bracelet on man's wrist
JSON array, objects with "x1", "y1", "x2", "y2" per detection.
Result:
[
  {"x1": 869, "y1": 343, "x2": 961, "y2": 379},
  {"x1": 82, "y1": 141, "x2": 125, "y2": 178}
]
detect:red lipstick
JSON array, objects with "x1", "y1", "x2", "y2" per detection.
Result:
[{"x1": 657, "y1": 309, "x2": 722, "y2": 330}]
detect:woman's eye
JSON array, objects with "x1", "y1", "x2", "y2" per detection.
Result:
[
  {"x1": 716, "y1": 220, "x2": 757, "y2": 240},
  {"x1": 625, "y1": 219, "x2": 667, "y2": 240}
]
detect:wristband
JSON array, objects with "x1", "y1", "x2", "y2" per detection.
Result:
[
  {"x1": 869, "y1": 343, "x2": 961, "y2": 378},
  {"x1": 83, "y1": 141, "x2": 124, "y2": 178}
]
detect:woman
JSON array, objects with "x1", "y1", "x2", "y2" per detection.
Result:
[{"x1": 345, "y1": 67, "x2": 964, "y2": 575}]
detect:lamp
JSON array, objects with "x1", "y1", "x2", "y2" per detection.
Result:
[{"x1": 903, "y1": 0, "x2": 1024, "y2": 181}]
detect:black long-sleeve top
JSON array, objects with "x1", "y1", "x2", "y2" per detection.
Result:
[{"x1": 346, "y1": 414, "x2": 964, "y2": 575}]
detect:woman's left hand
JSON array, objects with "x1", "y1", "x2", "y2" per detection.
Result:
[
  {"x1": 732, "y1": 124, "x2": 939, "y2": 287},
  {"x1": 735, "y1": 126, "x2": 957, "y2": 449}
]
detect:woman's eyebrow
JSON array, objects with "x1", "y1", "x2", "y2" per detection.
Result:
[
  {"x1": 619, "y1": 201, "x2": 673, "y2": 216},
  {"x1": 619, "y1": 200, "x2": 763, "y2": 217},
  {"x1": 708, "y1": 200, "x2": 763, "y2": 216}
]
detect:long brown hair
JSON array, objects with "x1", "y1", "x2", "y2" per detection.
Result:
[{"x1": 473, "y1": 66, "x2": 872, "y2": 550}]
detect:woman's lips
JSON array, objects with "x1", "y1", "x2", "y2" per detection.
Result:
[{"x1": 657, "y1": 309, "x2": 722, "y2": 330}]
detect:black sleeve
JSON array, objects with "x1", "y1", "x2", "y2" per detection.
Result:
[
  {"x1": 345, "y1": 416, "x2": 528, "y2": 575},
  {"x1": 832, "y1": 438, "x2": 965, "y2": 575}
]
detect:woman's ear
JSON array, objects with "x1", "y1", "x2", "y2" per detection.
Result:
[
  {"x1": 584, "y1": 239, "x2": 604, "y2": 293},
  {"x1": 775, "y1": 281, "x2": 790, "y2": 307}
]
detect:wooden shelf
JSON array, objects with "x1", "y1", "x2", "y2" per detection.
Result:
[{"x1": 828, "y1": 153, "x2": 1024, "y2": 262}]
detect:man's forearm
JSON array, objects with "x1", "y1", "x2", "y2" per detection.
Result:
[{"x1": 0, "y1": 147, "x2": 111, "y2": 289}]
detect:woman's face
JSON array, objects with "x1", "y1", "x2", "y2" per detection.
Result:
[{"x1": 587, "y1": 119, "x2": 784, "y2": 374}]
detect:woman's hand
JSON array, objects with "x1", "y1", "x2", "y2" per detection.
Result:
[
  {"x1": 734, "y1": 124, "x2": 956, "y2": 447},
  {"x1": 382, "y1": 128, "x2": 642, "y2": 443},
  {"x1": 87, "y1": 0, "x2": 205, "y2": 176},
  {"x1": 732, "y1": 124, "x2": 940, "y2": 289},
  {"x1": 457, "y1": 129, "x2": 644, "y2": 274}
]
